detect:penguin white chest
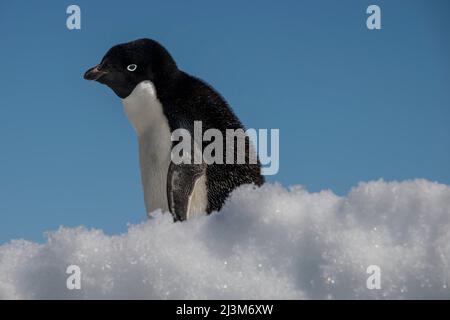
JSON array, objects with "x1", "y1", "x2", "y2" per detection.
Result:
[{"x1": 121, "y1": 81, "x2": 172, "y2": 215}]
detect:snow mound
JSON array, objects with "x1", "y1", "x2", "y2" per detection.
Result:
[{"x1": 1, "y1": 179, "x2": 450, "y2": 299}]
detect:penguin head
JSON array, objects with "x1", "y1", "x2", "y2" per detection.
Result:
[{"x1": 84, "y1": 38, "x2": 178, "y2": 98}]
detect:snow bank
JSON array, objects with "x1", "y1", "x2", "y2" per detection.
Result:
[{"x1": 1, "y1": 179, "x2": 450, "y2": 299}]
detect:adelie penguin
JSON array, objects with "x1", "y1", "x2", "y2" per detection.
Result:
[{"x1": 84, "y1": 38, "x2": 264, "y2": 221}]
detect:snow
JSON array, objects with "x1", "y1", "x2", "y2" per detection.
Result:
[{"x1": 1, "y1": 179, "x2": 450, "y2": 299}]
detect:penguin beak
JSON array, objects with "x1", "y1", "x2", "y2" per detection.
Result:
[{"x1": 84, "y1": 65, "x2": 107, "y2": 81}]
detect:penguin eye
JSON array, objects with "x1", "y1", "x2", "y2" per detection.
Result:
[{"x1": 127, "y1": 64, "x2": 137, "y2": 72}]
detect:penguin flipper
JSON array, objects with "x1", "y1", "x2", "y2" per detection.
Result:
[{"x1": 167, "y1": 162, "x2": 206, "y2": 221}]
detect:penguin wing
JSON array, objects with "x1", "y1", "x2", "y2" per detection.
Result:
[
  {"x1": 167, "y1": 161, "x2": 206, "y2": 221},
  {"x1": 165, "y1": 116, "x2": 208, "y2": 221}
]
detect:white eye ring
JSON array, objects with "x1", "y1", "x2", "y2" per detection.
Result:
[{"x1": 127, "y1": 64, "x2": 137, "y2": 72}]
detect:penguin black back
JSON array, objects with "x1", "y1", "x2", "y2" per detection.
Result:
[{"x1": 162, "y1": 71, "x2": 265, "y2": 212}]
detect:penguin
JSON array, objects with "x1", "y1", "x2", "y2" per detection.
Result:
[{"x1": 84, "y1": 38, "x2": 264, "y2": 221}]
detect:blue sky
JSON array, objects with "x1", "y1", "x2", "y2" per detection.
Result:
[{"x1": 0, "y1": 0, "x2": 449, "y2": 243}]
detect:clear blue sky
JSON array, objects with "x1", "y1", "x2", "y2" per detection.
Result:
[{"x1": 0, "y1": 0, "x2": 449, "y2": 243}]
